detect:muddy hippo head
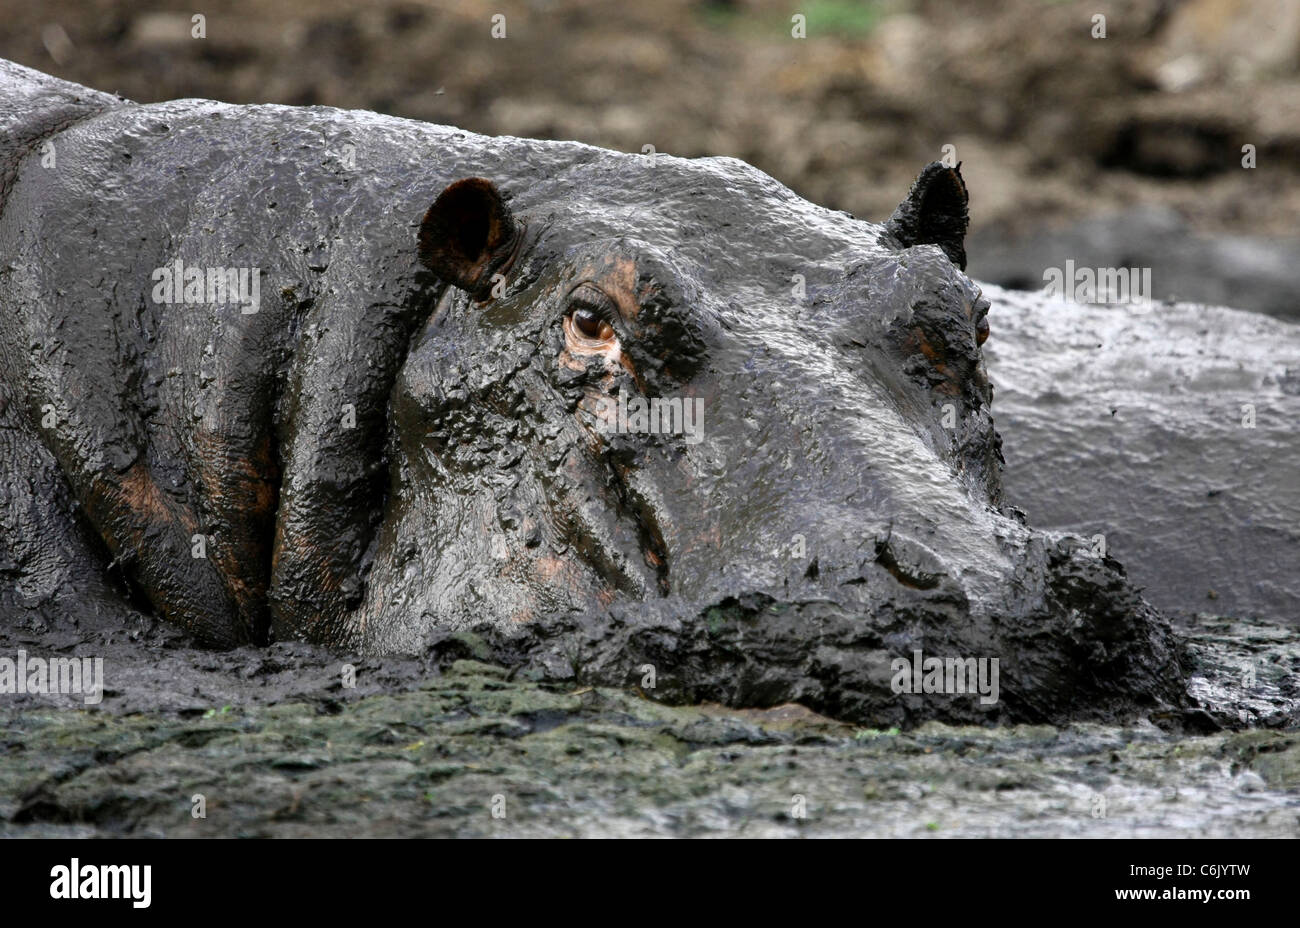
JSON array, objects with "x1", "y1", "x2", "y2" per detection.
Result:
[{"x1": 360, "y1": 155, "x2": 1182, "y2": 724}]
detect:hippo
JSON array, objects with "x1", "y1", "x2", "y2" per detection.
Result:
[{"x1": 0, "y1": 60, "x2": 1186, "y2": 726}]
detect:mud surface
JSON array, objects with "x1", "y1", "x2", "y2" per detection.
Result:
[
  {"x1": 984, "y1": 284, "x2": 1300, "y2": 624},
  {"x1": 0, "y1": 614, "x2": 1296, "y2": 837},
  {"x1": 971, "y1": 209, "x2": 1300, "y2": 322}
]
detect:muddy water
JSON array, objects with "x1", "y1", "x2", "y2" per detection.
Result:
[{"x1": 0, "y1": 614, "x2": 1295, "y2": 837}]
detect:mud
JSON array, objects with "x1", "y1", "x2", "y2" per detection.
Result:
[
  {"x1": 972, "y1": 210, "x2": 1300, "y2": 322},
  {"x1": 983, "y1": 284, "x2": 1300, "y2": 624},
  {"x1": 0, "y1": 613, "x2": 1295, "y2": 837}
]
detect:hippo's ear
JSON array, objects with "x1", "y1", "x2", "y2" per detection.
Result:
[
  {"x1": 884, "y1": 162, "x2": 969, "y2": 270},
  {"x1": 418, "y1": 178, "x2": 520, "y2": 297}
]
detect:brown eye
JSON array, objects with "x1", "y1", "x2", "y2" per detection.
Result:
[{"x1": 570, "y1": 306, "x2": 615, "y2": 343}]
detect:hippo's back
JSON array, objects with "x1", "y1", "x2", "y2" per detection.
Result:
[{"x1": 0, "y1": 60, "x2": 124, "y2": 212}]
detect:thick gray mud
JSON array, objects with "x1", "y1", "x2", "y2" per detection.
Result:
[
  {"x1": 0, "y1": 613, "x2": 1295, "y2": 837},
  {"x1": 984, "y1": 284, "x2": 1300, "y2": 624}
]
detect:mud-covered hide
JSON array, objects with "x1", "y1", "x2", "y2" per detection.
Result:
[{"x1": 0, "y1": 59, "x2": 1193, "y2": 728}]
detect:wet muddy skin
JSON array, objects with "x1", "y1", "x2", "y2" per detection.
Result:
[
  {"x1": 0, "y1": 62, "x2": 1296, "y2": 835},
  {"x1": 0, "y1": 60, "x2": 1192, "y2": 729}
]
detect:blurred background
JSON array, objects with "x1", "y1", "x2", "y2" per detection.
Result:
[{"x1": 5, "y1": 0, "x2": 1299, "y2": 316}]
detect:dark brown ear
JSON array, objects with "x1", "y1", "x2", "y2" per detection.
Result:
[
  {"x1": 418, "y1": 178, "x2": 520, "y2": 296},
  {"x1": 884, "y1": 162, "x2": 970, "y2": 270}
]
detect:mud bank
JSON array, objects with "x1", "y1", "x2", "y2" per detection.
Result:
[
  {"x1": 983, "y1": 285, "x2": 1300, "y2": 624},
  {"x1": 0, "y1": 613, "x2": 1295, "y2": 837}
]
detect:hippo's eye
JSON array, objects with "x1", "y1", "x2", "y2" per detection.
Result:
[
  {"x1": 565, "y1": 285, "x2": 619, "y2": 349},
  {"x1": 573, "y1": 307, "x2": 614, "y2": 341}
]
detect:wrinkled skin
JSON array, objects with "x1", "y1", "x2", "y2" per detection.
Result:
[{"x1": 0, "y1": 61, "x2": 1186, "y2": 726}]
